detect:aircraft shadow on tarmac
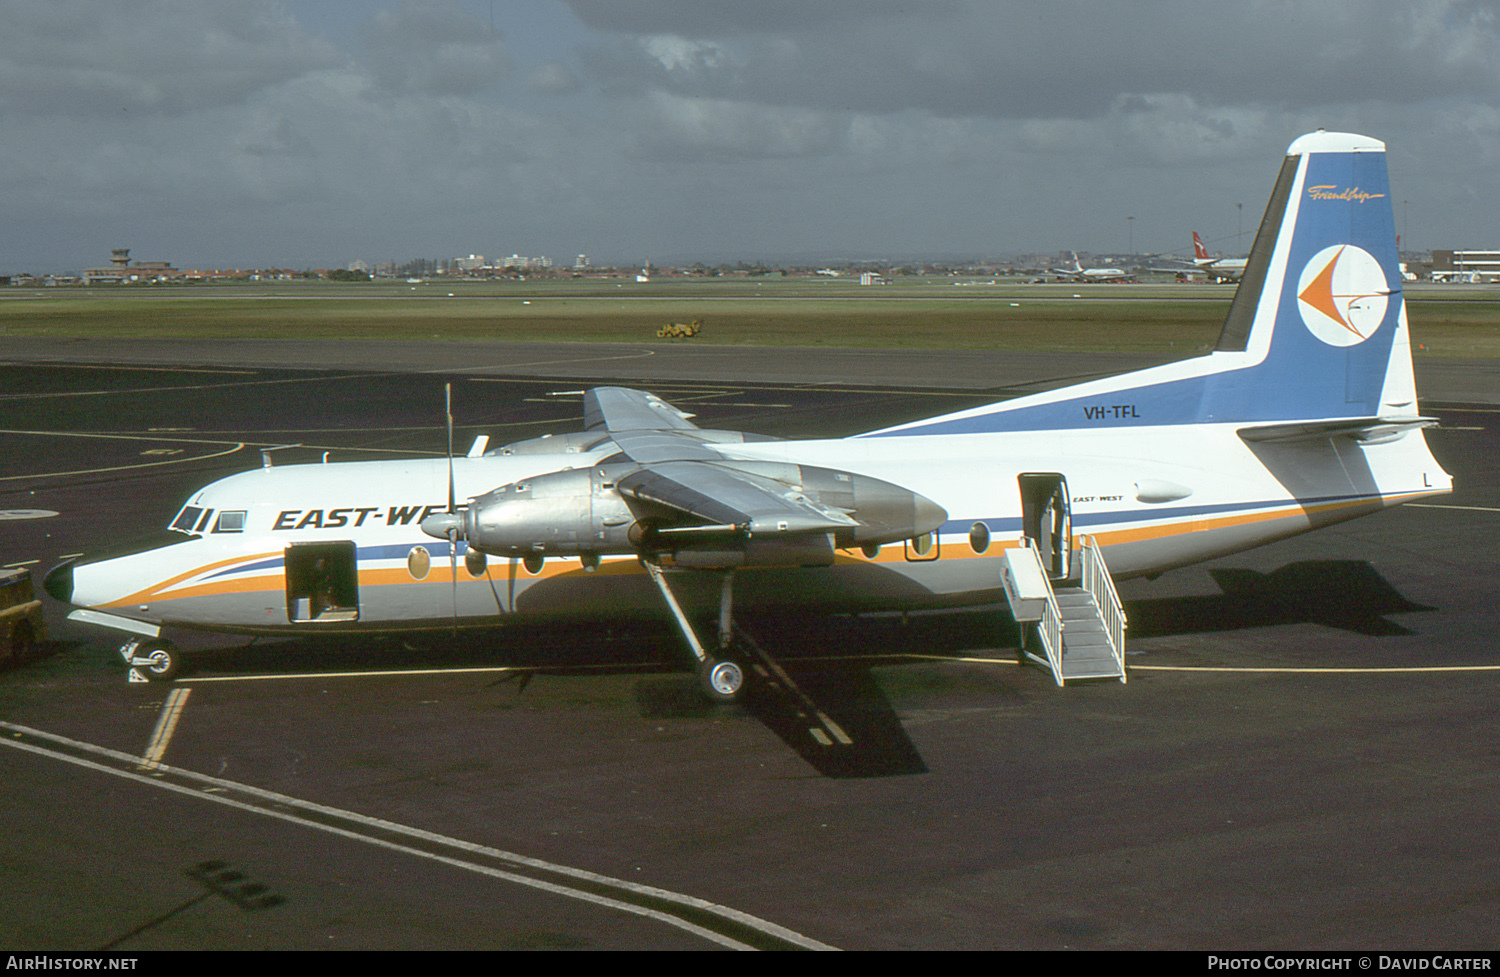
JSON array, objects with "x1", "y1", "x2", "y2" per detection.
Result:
[
  {"x1": 1124, "y1": 559, "x2": 1436, "y2": 638},
  {"x1": 24, "y1": 559, "x2": 1431, "y2": 779},
  {"x1": 633, "y1": 665, "x2": 930, "y2": 779}
]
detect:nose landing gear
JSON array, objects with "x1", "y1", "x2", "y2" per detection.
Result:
[{"x1": 121, "y1": 638, "x2": 185, "y2": 683}]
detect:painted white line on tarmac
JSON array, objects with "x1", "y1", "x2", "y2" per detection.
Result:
[{"x1": 0, "y1": 720, "x2": 837, "y2": 951}]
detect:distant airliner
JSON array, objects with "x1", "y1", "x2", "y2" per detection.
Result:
[
  {"x1": 1193, "y1": 232, "x2": 1249, "y2": 282},
  {"x1": 1053, "y1": 252, "x2": 1130, "y2": 282}
]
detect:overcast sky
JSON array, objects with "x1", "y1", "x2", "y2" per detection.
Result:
[{"x1": 4, "y1": 0, "x2": 1498, "y2": 273}]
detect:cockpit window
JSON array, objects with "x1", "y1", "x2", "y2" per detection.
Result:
[
  {"x1": 213, "y1": 511, "x2": 247, "y2": 533},
  {"x1": 170, "y1": 506, "x2": 204, "y2": 534}
]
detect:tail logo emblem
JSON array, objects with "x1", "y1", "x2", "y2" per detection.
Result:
[{"x1": 1296, "y1": 244, "x2": 1389, "y2": 347}]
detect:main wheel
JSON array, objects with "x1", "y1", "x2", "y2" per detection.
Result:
[
  {"x1": 132, "y1": 640, "x2": 184, "y2": 682},
  {"x1": 698, "y1": 657, "x2": 745, "y2": 703}
]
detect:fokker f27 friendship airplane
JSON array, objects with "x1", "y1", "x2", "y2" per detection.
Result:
[{"x1": 46, "y1": 131, "x2": 1451, "y2": 698}]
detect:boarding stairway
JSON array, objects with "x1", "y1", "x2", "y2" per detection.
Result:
[{"x1": 1001, "y1": 535, "x2": 1127, "y2": 686}]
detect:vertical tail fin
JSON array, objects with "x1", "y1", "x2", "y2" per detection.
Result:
[
  {"x1": 1192, "y1": 232, "x2": 1209, "y2": 261},
  {"x1": 1205, "y1": 131, "x2": 1411, "y2": 422},
  {"x1": 864, "y1": 131, "x2": 1419, "y2": 437}
]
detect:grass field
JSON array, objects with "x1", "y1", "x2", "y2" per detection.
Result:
[{"x1": 1, "y1": 278, "x2": 1496, "y2": 356}]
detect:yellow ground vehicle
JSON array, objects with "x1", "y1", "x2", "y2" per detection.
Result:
[
  {"x1": 0, "y1": 567, "x2": 44, "y2": 666},
  {"x1": 657, "y1": 318, "x2": 703, "y2": 339}
]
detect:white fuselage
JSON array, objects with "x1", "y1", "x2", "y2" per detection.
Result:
[{"x1": 60, "y1": 418, "x2": 1450, "y2": 636}]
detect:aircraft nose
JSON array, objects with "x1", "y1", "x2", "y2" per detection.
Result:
[{"x1": 42, "y1": 561, "x2": 74, "y2": 604}]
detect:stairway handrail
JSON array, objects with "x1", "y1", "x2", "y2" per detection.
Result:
[
  {"x1": 1078, "y1": 534, "x2": 1127, "y2": 683},
  {"x1": 1017, "y1": 539, "x2": 1066, "y2": 686}
]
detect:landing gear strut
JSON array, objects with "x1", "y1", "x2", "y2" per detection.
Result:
[
  {"x1": 121, "y1": 638, "x2": 184, "y2": 682},
  {"x1": 645, "y1": 563, "x2": 746, "y2": 702}
]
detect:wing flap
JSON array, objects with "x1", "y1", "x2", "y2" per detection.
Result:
[
  {"x1": 1237, "y1": 416, "x2": 1438, "y2": 445},
  {"x1": 616, "y1": 462, "x2": 858, "y2": 536}
]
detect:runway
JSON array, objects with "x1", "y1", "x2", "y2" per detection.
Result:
[{"x1": 0, "y1": 341, "x2": 1497, "y2": 951}]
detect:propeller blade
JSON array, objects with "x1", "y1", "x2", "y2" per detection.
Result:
[
  {"x1": 445, "y1": 382, "x2": 456, "y2": 515},
  {"x1": 445, "y1": 383, "x2": 457, "y2": 636}
]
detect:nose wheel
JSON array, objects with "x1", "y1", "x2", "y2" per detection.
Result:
[{"x1": 122, "y1": 638, "x2": 184, "y2": 682}]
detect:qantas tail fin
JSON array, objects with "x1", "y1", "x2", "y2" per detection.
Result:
[
  {"x1": 1192, "y1": 232, "x2": 1210, "y2": 261},
  {"x1": 867, "y1": 131, "x2": 1421, "y2": 438}
]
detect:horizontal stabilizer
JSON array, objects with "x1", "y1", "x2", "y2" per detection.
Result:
[{"x1": 1237, "y1": 416, "x2": 1437, "y2": 445}]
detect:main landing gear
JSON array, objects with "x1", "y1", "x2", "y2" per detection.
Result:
[
  {"x1": 645, "y1": 563, "x2": 746, "y2": 703},
  {"x1": 698, "y1": 657, "x2": 746, "y2": 703}
]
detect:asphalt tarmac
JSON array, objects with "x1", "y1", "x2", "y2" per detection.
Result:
[{"x1": 0, "y1": 339, "x2": 1497, "y2": 952}]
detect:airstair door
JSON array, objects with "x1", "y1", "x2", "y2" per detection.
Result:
[{"x1": 1018, "y1": 473, "x2": 1072, "y2": 581}]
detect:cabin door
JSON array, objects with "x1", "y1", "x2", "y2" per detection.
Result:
[
  {"x1": 285, "y1": 541, "x2": 360, "y2": 622},
  {"x1": 1018, "y1": 473, "x2": 1072, "y2": 581}
]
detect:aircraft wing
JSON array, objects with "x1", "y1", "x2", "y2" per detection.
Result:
[
  {"x1": 616, "y1": 461, "x2": 858, "y2": 536},
  {"x1": 585, "y1": 385, "x2": 785, "y2": 463},
  {"x1": 584, "y1": 387, "x2": 886, "y2": 534},
  {"x1": 567, "y1": 386, "x2": 944, "y2": 547},
  {"x1": 585, "y1": 386, "x2": 700, "y2": 433}
]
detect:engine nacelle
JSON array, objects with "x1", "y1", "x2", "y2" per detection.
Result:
[
  {"x1": 420, "y1": 459, "x2": 948, "y2": 565},
  {"x1": 460, "y1": 467, "x2": 637, "y2": 556},
  {"x1": 717, "y1": 461, "x2": 947, "y2": 548}
]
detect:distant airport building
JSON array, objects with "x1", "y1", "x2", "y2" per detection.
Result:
[
  {"x1": 82, "y1": 248, "x2": 181, "y2": 284},
  {"x1": 1431, "y1": 249, "x2": 1500, "y2": 282}
]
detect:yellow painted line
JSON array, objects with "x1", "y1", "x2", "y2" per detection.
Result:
[
  {"x1": 1, "y1": 364, "x2": 259, "y2": 376},
  {"x1": 181, "y1": 665, "x2": 534, "y2": 684},
  {"x1": 138, "y1": 687, "x2": 192, "y2": 771},
  {"x1": 850, "y1": 653, "x2": 1500, "y2": 676},
  {"x1": 1405, "y1": 503, "x2": 1500, "y2": 513},
  {"x1": 1129, "y1": 663, "x2": 1500, "y2": 674},
  {"x1": 0, "y1": 434, "x2": 247, "y2": 482},
  {"x1": 468, "y1": 375, "x2": 989, "y2": 398}
]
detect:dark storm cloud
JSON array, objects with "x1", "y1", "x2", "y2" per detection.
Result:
[
  {"x1": 561, "y1": 0, "x2": 963, "y2": 36},
  {"x1": 566, "y1": 0, "x2": 1500, "y2": 121},
  {"x1": 359, "y1": 0, "x2": 512, "y2": 97},
  {"x1": 0, "y1": 1, "x2": 343, "y2": 116},
  {"x1": 4, "y1": 0, "x2": 1500, "y2": 271}
]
